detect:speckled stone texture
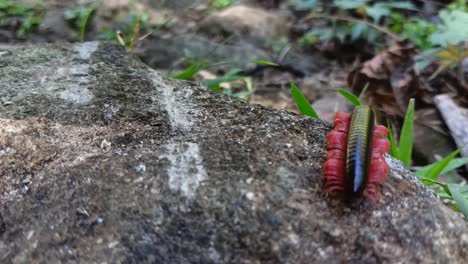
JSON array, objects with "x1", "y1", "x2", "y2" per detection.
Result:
[{"x1": 0, "y1": 42, "x2": 467, "y2": 263}]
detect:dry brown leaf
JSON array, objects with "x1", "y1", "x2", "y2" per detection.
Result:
[
  {"x1": 348, "y1": 41, "x2": 415, "y2": 83},
  {"x1": 347, "y1": 40, "x2": 418, "y2": 118}
]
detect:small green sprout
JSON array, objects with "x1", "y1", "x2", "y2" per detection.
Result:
[
  {"x1": 388, "y1": 98, "x2": 414, "y2": 167},
  {"x1": 64, "y1": 1, "x2": 99, "y2": 41},
  {"x1": 290, "y1": 82, "x2": 319, "y2": 118},
  {"x1": 338, "y1": 88, "x2": 361, "y2": 106},
  {"x1": 253, "y1": 60, "x2": 279, "y2": 66}
]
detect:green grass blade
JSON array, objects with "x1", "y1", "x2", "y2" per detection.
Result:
[
  {"x1": 79, "y1": 2, "x2": 99, "y2": 41},
  {"x1": 448, "y1": 184, "x2": 468, "y2": 218},
  {"x1": 253, "y1": 60, "x2": 279, "y2": 66},
  {"x1": 416, "y1": 157, "x2": 468, "y2": 178},
  {"x1": 399, "y1": 99, "x2": 415, "y2": 166},
  {"x1": 290, "y1": 82, "x2": 319, "y2": 118},
  {"x1": 424, "y1": 147, "x2": 463, "y2": 180},
  {"x1": 458, "y1": 185, "x2": 468, "y2": 193},
  {"x1": 202, "y1": 75, "x2": 245, "y2": 87},
  {"x1": 419, "y1": 177, "x2": 451, "y2": 195},
  {"x1": 358, "y1": 82, "x2": 369, "y2": 101},
  {"x1": 337, "y1": 88, "x2": 361, "y2": 106},
  {"x1": 436, "y1": 190, "x2": 453, "y2": 199},
  {"x1": 171, "y1": 63, "x2": 205, "y2": 80},
  {"x1": 387, "y1": 122, "x2": 399, "y2": 158}
]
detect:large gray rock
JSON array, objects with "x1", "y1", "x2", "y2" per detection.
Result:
[{"x1": 0, "y1": 42, "x2": 467, "y2": 263}]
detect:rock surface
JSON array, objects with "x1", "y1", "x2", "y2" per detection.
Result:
[
  {"x1": 1, "y1": 42, "x2": 468, "y2": 263},
  {"x1": 199, "y1": 5, "x2": 289, "y2": 39}
]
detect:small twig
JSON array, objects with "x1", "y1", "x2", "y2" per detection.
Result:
[
  {"x1": 277, "y1": 45, "x2": 291, "y2": 64},
  {"x1": 302, "y1": 13, "x2": 402, "y2": 42},
  {"x1": 459, "y1": 42, "x2": 468, "y2": 86}
]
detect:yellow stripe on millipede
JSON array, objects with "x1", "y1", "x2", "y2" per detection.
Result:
[{"x1": 345, "y1": 105, "x2": 374, "y2": 195}]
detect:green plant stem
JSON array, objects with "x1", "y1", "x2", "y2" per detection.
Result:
[
  {"x1": 79, "y1": 1, "x2": 99, "y2": 41},
  {"x1": 399, "y1": 98, "x2": 415, "y2": 166}
]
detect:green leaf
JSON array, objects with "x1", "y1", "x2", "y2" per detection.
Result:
[
  {"x1": 387, "y1": 122, "x2": 399, "y2": 158},
  {"x1": 64, "y1": 9, "x2": 79, "y2": 19},
  {"x1": 458, "y1": 185, "x2": 468, "y2": 194},
  {"x1": 305, "y1": 28, "x2": 334, "y2": 43},
  {"x1": 333, "y1": 0, "x2": 367, "y2": 9},
  {"x1": 436, "y1": 190, "x2": 453, "y2": 199},
  {"x1": 363, "y1": 27, "x2": 380, "y2": 43},
  {"x1": 253, "y1": 60, "x2": 279, "y2": 66},
  {"x1": 171, "y1": 63, "x2": 206, "y2": 80},
  {"x1": 290, "y1": 82, "x2": 319, "y2": 118},
  {"x1": 419, "y1": 177, "x2": 451, "y2": 196},
  {"x1": 416, "y1": 157, "x2": 468, "y2": 178},
  {"x1": 202, "y1": 75, "x2": 244, "y2": 86},
  {"x1": 383, "y1": 1, "x2": 417, "y2": 10},
  {"x1": 358, "y1": 82, "x2": 370, "y2": 100},
  {"x1": 291, "y1": 0, "x2": 321, "y2": 10},
  {"x1": 429, "y1": 10, "x2": 468, "y2": 47},
  {"x1": 419, "y1": 177, "x2": 446, "y2": 187},
  {"x1": 79, "y1": 2, "x2": 98, "y2": 41},
  {"x1": 203, "y1": 75, "x2": 245, "y2": 93},
  {"x1": 366, "y1": 4, "x2": 391, "y2": 22},
  {"x1": 337, "y1": 88, "x2": 361, "y2": 106},
  {"x1": 211, "y1": 0, "x2": 235, "y2": 9},
  {"x1": 400, "y1": 18, "x2": 436, "y2": 50},
  {"x1": 448, "y1": 184, "x2": 468, "y2": 218},
  {"x1": 233, "y1": 77, "x2": 255, "y2": 99},
  {"x1": 422, "y1": 147, "x2": 464, "y2": 180},
  {"x1": 222, "y1": 67, "x2": 243, "y2": 76},
  {"x1": 399, "y1": 99, "x2": 415, "y2": 166},
  {"x1": 0, "y1": 1, "x2": 10, "y2": 8},
  {"x1": 414, "y1": 50, "x2": 437, "y2": 73},
  {"x1": 350, "y1": 22, "x2": 367, "y2": 41}
]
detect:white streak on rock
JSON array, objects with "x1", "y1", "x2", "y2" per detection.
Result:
[
  {"x1": 60, "y1": 86, "x2": 92, "y2": 104},
  {"x1": 44, "y1": 65, "x2": 94, "y2": 104},
  {"x1": 385, "y1": 155, "x2": 404, "y2": 180},
  {"x1": 75, "y1": 41, "x2": 99, "y2": 60},
  {"x1": 148, "y1": 70, "x2": 193, "y2": 131},
  {"x1": 149, "y1": 69, "x2": 206, "y2": 199},
  {"x1": 161, "y1": 143, "x2": 207, "y2": 199}
]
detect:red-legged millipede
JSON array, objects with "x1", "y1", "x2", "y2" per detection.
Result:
[{"x1": 323, "y1": 105, "x2": 390, "y2": 204}]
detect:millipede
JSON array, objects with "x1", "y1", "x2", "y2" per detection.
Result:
[{"x1": 323, "y1": 105, "x2": 390, "y2": 204}]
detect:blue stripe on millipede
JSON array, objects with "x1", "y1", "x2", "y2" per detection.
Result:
[{"x1": 354, "y1": 136, "x2": 363, "y2": 192}]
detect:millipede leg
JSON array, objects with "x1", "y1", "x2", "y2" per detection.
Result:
[
  {"x1": 323, "y1": 112, "x2": 351, "y2": 193},
  {"x1": 363, "y1": 125, "x2": 391, "y2": 204}
]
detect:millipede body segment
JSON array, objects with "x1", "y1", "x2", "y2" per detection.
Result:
[
  {"x1": 345, "y1": 105, "x2": 374, "y2": 197},
  {"x1": 323, "y1": 106, "x2": 390, "y2": 204}
]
